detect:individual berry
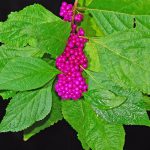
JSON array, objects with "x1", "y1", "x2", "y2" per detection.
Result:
[{"x1": 78, "y1": 28, "x2": 85, "y2": 36}]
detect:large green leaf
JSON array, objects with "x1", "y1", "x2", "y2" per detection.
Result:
[
  {"x1": 96, "y1": 98, "x2": 150, "y2": 126},
  {"x1": 33, "y1": 22, "x2": 70, "y2": 58},
  {"x1": 62, "y1": 100, "x2": 125, "y2": 150},
  {"x1": 84, "y1": 88, "x2": 126, "y2": 110},
  {"x1": 87, "y1": 0, "x2": 150, "y2": 15},
  {"x1": 0, "y1": 45, "x2": 43, "y2": 58},
  {"x1": 0, "y1": 45, "x2": 43, "y2": 72},
  {"x1": 0, "y1": 57, "x2": 59, "y2": 91},
  {"x1": 0, "y1": 85, "x2": 52, "y2": 132},
  {"x1": 88, "y1": 10, "x2": 133, "y2": 35},
  {"x1": 87, "y1": 10, "x2": 150, "y2": 35},
  {"x1": 85, "y1": 77, "x2": 150, "y2": 125},
  {"x1": 0, "y1": 4, "x2": 70, "y2": 57},
  {"x1": 85, "y1": 30, "x2": 150, "y2": 94},
  {"x1": 23, "y1": 91, "x2": 63, "y2": 140},
  {"x1": 78, "y1": 1, "x2": 150, "y2": 36}
]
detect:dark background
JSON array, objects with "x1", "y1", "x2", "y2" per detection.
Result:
[{"x1": 0, "y1": 0, "x2": 150, "y2": 150}]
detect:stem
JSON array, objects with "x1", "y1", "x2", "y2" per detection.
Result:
[
  {"x1": 80, "y1": 66, "x2": 99, "y2": 84},
  {"x1": 77, "y1": 7, "x2": 87, "y2": 11},
  {"x1": 79, "y1": 36, "x2": 89, "y2": 40},
  {"x1": 71, "y1": 0, "x2": 78, "y2": 26}
]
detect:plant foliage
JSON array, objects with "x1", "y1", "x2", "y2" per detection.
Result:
[{"x1": 0, "y1": 1, "x2": 150, "y2": 150}]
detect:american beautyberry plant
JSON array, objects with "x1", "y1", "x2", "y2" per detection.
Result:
[{"x1": 0, "y1": 0, "x2": 150, "y2": 150}]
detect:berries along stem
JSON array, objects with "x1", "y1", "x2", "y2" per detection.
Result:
[{"x1": 55, "y1": 1, "x2": 88, "y2": 100}]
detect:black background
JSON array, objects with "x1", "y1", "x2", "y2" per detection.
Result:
[{"x1": 0, "y1": 0, "x2": 150, "y2": 150}]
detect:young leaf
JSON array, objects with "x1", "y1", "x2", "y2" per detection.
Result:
[
  {"x1": 78, "y1": 0, "x2": 93, "y2": 7},
  {"x1": 79, "y1": 13, "x2": 104, "y2": 37},
  {"x1": 62, "y1": 100, "x2": 125, "y2": 150},
  {"x1": 85, "y1": 30, "x2": 150, "y2": 94},
  {"x1": 23, "y1": 91, "x2": 63, "y2": 140},
  {"x1": 87, "y1": 0, "x2": 150, "y2": 15},
  {"x1": 0, "y1": 57, "x2": 59, "y2": 91},
  {"x1": 0, "y1": 85, "x2": 53, "y2": 132},
  {"x1": 0, "y1": 4, "x2": 70, "y2": 57}
]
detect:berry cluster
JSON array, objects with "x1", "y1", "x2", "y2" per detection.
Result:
[
  {"x1": 59, "y1": 2, "x2": 73, "y2": 22},
  {"x1": 74, "y1": 13, "x2": 84, "y2": 23},
  {"x1": 55, "y1": 1, "x2": 88, "y2": 100},
  {"x1": 59, "y1": 1, "x2": 84, "y2": 22}
]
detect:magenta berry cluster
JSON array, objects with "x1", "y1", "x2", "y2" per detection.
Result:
[
  {"x1": 55, "y1": 1, "x2": 88, "y2": 100},
  {"x1": 59, "y1": 2, "x2": 73, "y2": 22},
  {"x1": 59, "y1": 1, "x2": 84, "y2": 22}
]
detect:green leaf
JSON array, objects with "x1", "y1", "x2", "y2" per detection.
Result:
[
  {"x1": 79, "y1": 13, "x2": 104, "y2": 37},
  {"x1": 85, "y1": 42, "x2": 101, "y2": 72},
  {"x1": 0, "y1": 4, "x2": 58, "y2": 46},
  {"x1": 84, "y1": 29, "x2": 150, "y2": 126},
  {"x1": 33, "y1": 22, "x2": 70, "y2": 58},
  {"x1": 62, "y1": 100, "x2": 125, "y2": 150},
  {"x1": 88, "y1": 10, "x2": 133, "y2": 35},
  {"x1": 78, "y1": 0, "x2": 93, "y2": 7},
  {"x1": 143, "y1": 96, "x2": 150, "y2": 111},
  {"x1": 0, "y1": 45, "x2": 44, "y2": 58},
  {"x1": 84, "y1": 89, "x2": 126, "y2": 110},
  {"x1": 94, "y1": 96, "x2": 150, "y2": 126},
  {"x1": 0, "y1": 45, "x2": 43, "y2": 72},
  {"x1": 85, "y1": 76, "x2": 150, "y2": 125},
  {"x1": 85, "y1": 30, "x2": 150, "y2": 94},
  {"x1": 87, "y1": 0, "x2": 150, "y2": 15},
  {"x1": 0, "y1": 4, "x2": 70, "y2": 57},
  {"x1": 136, "y1": 15, "x2": 150, "y2": 31},
  {"x1": 23, "y1": 91, "x2": 63, "y2": 140},
  {"x1": 0, "y1": 57, "x2": 59, "y2": 91},
  {"x1": 87, "y1": 10, "x2": 150, "y2": 35},
  {"x1": 77, "y1": 133, "x2": 90, "y2": 150},
  {"x1": 0, "y1": 90, "x2": 16, "y2": 100},
  {"x1": 0, "y1": 85, "x2": 53, "y2": 132}
]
